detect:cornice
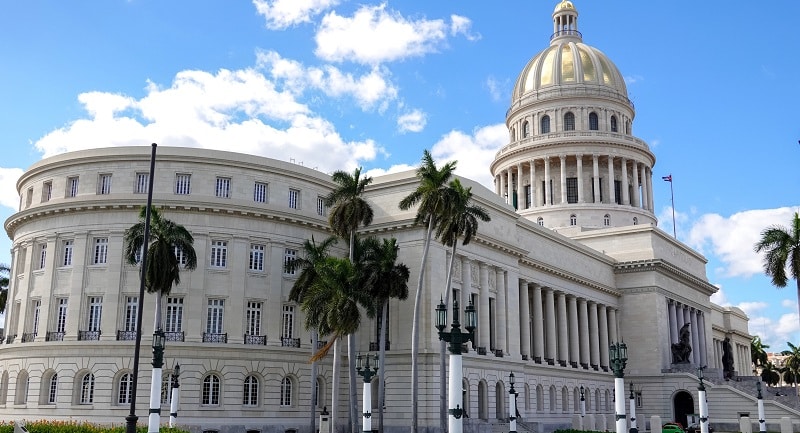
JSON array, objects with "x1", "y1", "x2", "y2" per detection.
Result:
[
  {"x1": 614, "y1": 259, "x2": 717, "y2": 297},
  {"x1": 518, "y1": 256, "x2": 618, "y2": 297}
]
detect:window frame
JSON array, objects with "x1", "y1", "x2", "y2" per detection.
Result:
[
  {"x1": 253, "y1": 181, "x2": 268, "y2": 203},
  {"x1": 175, "y1": 173, "x2": 192, "y2": 195},
  {"x1": 210, "y1": 240, "x2": 228, "y2": 268},
  {"x1": 249, "y1": 244, "x2": 265, "y2": 272},
  {"x1": 93, "y1": 237, "x2": 109, "y2": 265},
  {"x1": 215, "y1": 177, "x2": 231, "y2": 199},
  {"x1": 202, "y1": 374, "x2": 221, "y2": 406},
  {"x1": 288, "y1": 188, "x2": 299, "y2": 209},
  {"x1": 67, "y1": 176, "x2": 79, "y2": 198},
  {"x1": 98, "y1": 174, "x2": 112, "y2": 195}
]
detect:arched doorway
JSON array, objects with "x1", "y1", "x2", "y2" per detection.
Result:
[{"x1": 672, "y1": 391, "x2": 694, "y2": 427}]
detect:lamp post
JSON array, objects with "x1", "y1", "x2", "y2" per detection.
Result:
[
  {"x1": 436, "y1": 297, "x2": 477, "y2": 433},
  {"x1": 697, "y1": 366, "x2": 709, "y2": 433},
  {"x1": 149, "y1": 329, "x2": 166, "y2": 433},
  {"x1": 580, "y1": 385, "x2": 586, "y2": 418},
  {"x1": 169, "y1": 363, "x2": 180, "y2": 428},
  {"x1": 756, "y1": 381, "x2": 766, "y2": 432},
  {"x1": 609, "y1": 342, "x2": 628, "y2": 433},
  {"x1": 356, "y1": 353, "x2": 379, "y2": 433},
  {"x1": 628, "y1": 383, "x2": 638, "y2": 433},
  {"x1": 508, "y1": 372, "x2": 518, "y2": 433}
]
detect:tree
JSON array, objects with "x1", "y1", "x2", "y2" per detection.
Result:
[
  {"x1": 286, "y1": 236, "x2": 338, "y2": 433},
  {"x1": 0, "y1": 263, "x2": 9, "y2": 314},
  {"x1": 325, "y1": 167, "x2": 374, "y2": 433},
  {"x1": 754, "y1": 212, "x2": 800, "y2": 329},
  {"x1": 360, "y1": 237, "x2": 410, "y2": 432},
  {"x1": 760, "y1": 362, "x2": 781, "y2": 386},
  {"x1": 782, "y1": 342, "x2": 800, "y2": 394},
  {"x1": 398, "y1": 150, "x2": 457, "y2": 433},
  {"x1": 751, "y1": 336, "x2": 769, "y2": 370},
  {"x1": 434, "y1": 178, "x2": 491, "y2": 430}
]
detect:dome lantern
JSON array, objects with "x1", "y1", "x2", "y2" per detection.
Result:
[{"x1": 551, "y1": 0, "x2": 581, "y2": 44}]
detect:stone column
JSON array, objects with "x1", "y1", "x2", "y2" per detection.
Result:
[
  {"x1": 517, "y1": 163, "x2": 524, "y2": 210},
  {"x1": 500, "y1": 171, "x2": 507, "y2": 204},
  {"x1": 578, "y1": 298, "x2": 590, "y2": 368},
  {"x1": 639, "y1": 164, "x2": 648, "y2": 212},
  {"x1": 557, "y1": 292, "x2": 569, "y2": 366},
  {"x1": 647, "y1": 168, "x2": 655, "y2": 211},
  {"x1": 690, "y1": 309, "x2": 700, "y2": 365},
  {"x1": 589, "y1": 302, "x2": 600, "y2": 370},
  {"x1": 529, "y1": 160, "x2": 537, "y2": 208},
  {"x1": 544, "y1": 288, "x2": 557, "y2": 364},
  {"x1": 495, "y1": 174, "x2": 501, "y2": 195},
  {"x1": 576, "y1": 154, "x2": 584, "y2": 203},
  {"x1": 506, "y1": 270, "x2": 520, "y2": 358},
  {"x1": 544, "y1": 157, "x2": 551, "y2": 205},
  {"x1": 560, "y1": 155, "x2": 567, "y2": 205},
  {"x1": 496, "y1": 269, "x2": 507, "y2": 355},
  {"x1": 519, "y1": 280, "x2": 531, "y2": 359},
  {"x1": 598, "y1": 306, "x2": 609, "y2": 370},
  {"x1": 592, "y1": 154, "x2": 600, "y2": 203},
  {"x1": 608, "y1": 308, "x2": 618, "y2": 343},
  {"x1": 461, "y1": 257, "x2": 471, "y2": 328},
  {"x1": 607, "y1": 156, "x2": 615, "y2": 204},
  {"x1": 621, "y1": 157, "x2": 630, "y2": 205},
  {"x1": 631, "y1": 161, "x2": 640, "y2": 208},
  {"x1": 668, "y1": 301, "x2": 678, "y2": 344},
  {"x1": 698, "y1": 312, "x2": 708, "y2": 367},
  {"x1": 532, "y1": 285, "x2": 545, "y2": 362},
  {"x1": 479, "y1": 263, "x2": 490, "y2": 350},
  {"x1": 507, "y1": 168, "x2": 514, "y2": 207},
  {"x1": 568, "y1": 296, "x2": 580, "y2": 368}
]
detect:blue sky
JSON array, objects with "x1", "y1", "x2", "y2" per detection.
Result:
[{"x1": 1, "y1": 1, "x2": 799, "y2": 351}]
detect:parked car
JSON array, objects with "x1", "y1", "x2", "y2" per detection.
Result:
[
  {"x1": 686, "y1": 423, "x2": 714, "y2": 433},
  {"x1": 662, "y1": 422, "x2": 685, "y2": 433}
]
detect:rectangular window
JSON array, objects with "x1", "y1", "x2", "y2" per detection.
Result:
[
  {"x1": 16, "y1": 247, "x2": 26, "y2": 274},
  {"x1": 87, "y1": 296, "x2": 103, "y2": 332},
  {"x1": 253, "y1": 181, "x2": 268, "y2": 203},
  {"x1": 206, "y1": 299, "x2": 225, "y2": 334},
  {"x1": 165, "y1": 297, "x2": 184, "y2": 333},
  {"x1": 316, "y1": 196, "x2": 326, "y2": 216},
  {"x1": 62, "y1": 240, "x2": 74, "y2": 267},
  {"x1": 42, "y1": 181, "x2": 52, "y2": 202},
  {"x1": 215, "y1": 177, "x2": 231, "y2": 198},
  {"x1": 614, "y1": 180, "x2": 622, "y2": 205},
  {"x1": 210, "y1": 240, "x2": 227, "y2": 268},
  {"x1": 175, "y1": 173, "x2": 191, "y2": 195},
  {"x1": 288, "y1": 189, "x2": 299, "y2": 209},
  {"x1": 98, "y1": 174, "x2": 112, "y2": 195},
  {"x1": 284, "y1": 249, "x2": 297, "y2": 275},
  {"x1": 134, "y1": 172, "x2": 149, "y2": 194},
  {"x1": 525, "y1": 185, "x2": 532, "y2": 209},
  {"x1": 282, "y1": 305, "x2": 294, "y2": 338},
  {"x1": 174, "y1": 245, "x2": 187, "y2": 267},
  {"x1": 26, "y1": 187, "x2": 33, "y2": 208},
  {"x1": 489, "y1": 297, "x2": 495, "y2": 351},
  {"x1": 31, "y1": 300, "x2": 41, "y2": 337},
  {"x1": 566, "y1": 177, "x2": 578, "y2": 204},
  {"x1": 67, "y1": 176, "x2": 79, "y2": 198},
  {"x1": 124, "y1": 296, "x2": 138, "y2": 332},
  {"x1": 56, "y1": 298, "x2": 68, "y2": 333},
  {"x1": 38, "y1": 243, "x2": 47, "y2": 269},
  {"x1": 246, "y1": 301, "x2": 262, "y2": 336},
  {"x1": 93, "y1": 238, "x2": 108, "y2": 265},
  {"x1": 249, "y1": 244, "x2": 265, "y2": 271}
]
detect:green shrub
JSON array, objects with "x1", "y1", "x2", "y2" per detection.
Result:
[{"x1": 0, "y1": 421, "x2": 190, "y2": 433}]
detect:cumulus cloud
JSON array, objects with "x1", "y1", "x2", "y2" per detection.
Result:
[
  {"x1": 485, "y1": 76, "x2": 503, "y2": 102},
  {"x1": 686, "y1": 207, "x2": 800, "y2": 278},
  {"x1": 364, "y1": 163, "x2": 416, "y2": 178},
  {"x1": 33, "y1": 66, "x2": 382, "y2": 174},
  {"x1": 315, "y1": 4, "x2": 472, "y2": 65},
  {"x1": 430, "y1": 123, "x2": 507, "y2": 189},
  {"x1": 397, "y1": 109, "x2": 427, "y2": 133},
  {"x1": 253, "y1": 0, "x2": 339, "y2": 29},
  {"x1": 449, "y1": 15, "x2": 480, "y2": 41},
  {"x1": 0, "y1": 168, "x2": 24, "y2": 211}
]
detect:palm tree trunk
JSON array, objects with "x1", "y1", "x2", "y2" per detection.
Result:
[
  {"x1": 378, "y1": 299, "x2": 389, "y2": 433},
  {"x1": 348, "y1": 229, "x2": 359, "y2": 433},
  {"x1": 439, "y1": 241, "x2": 459, "y2": 433},
  {"x1": 311, "y1": 329, "x2": 318, "y2": 433},
  {"x1": 332, "y1": 339, "x2": 340, "y2": 433},
  {"x1": 411, "y1": 219, "x2": 435, "y2": 433}
]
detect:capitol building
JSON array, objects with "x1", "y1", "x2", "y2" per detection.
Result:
[{"x1": 1, "y1": 2, "x2": 797, "y2": 432}]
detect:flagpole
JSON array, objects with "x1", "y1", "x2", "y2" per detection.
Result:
[{"x1": 662, "y1": 174, "x2": 676, "y2": 238}]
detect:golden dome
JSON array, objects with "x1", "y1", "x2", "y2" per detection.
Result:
[{"x1": 554, "y1": 1, "x2": 575, "y2": 13}]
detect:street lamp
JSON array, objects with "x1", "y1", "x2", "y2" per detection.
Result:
[
  {"x1": 356, "y1": 353, "x2": 379, "y2": 433},
  {"x1": 609, "y1": 342, "x2": 628, "y2": 433},
  {"x1": 629, "y1": 383, "x2": 638, "y2": 433},
  {"x1": 508, "y1": 372, "x2": 518, "y2": 433},
  {"x1": 436, "y1": 297, "x2": 477, "y2": 433},
  {"x1": 169, "y1": 363, "x2": 180, "y2": 428},
  {"x1": 580, "y1": 385, "x2": 586, "y2": 418},
  {"x1": 149, "y1": 330, "x2": 166, "y2": 433},
  {"x1": 756, "y1": 381, "x2": 766, "y2": 432},
  {"x1": 697, "y1": 366, "x2": 709, "y2": 433}
]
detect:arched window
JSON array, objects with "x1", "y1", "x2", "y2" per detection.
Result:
[
  {"x1": 604, "y1": 214, "x2": 610, "y2": 226},
  {"x1": 585, "y1": 387, "x2": 591, "y2": 411},
  {"x1": 561, "y1": 386, "x2": 569, "y2": 413},
  {"x1": 563, "y1": 112, "x2": 575, "y2": 131},
  {"x1": 633, "y1": 217, "x2": 638, "y2": 225},
  {"x1": 280, "y1": 376, "x2": 293, "y2": 407},
  {"x1": 625, "y1": 120, "x2": 631, "y2": 134},
  {"x1": 594, "y1": 389, "x2": 601, "y2": 412},
  {"x1": 605, "y1": 389, "x2": 611, "y2": 411},
  {"x1": 80, "y1": 373, "x2": 94, "y2": 404},
  {"x1": 161, "y1": 371, "x2": 172, "y2": 405},
  {"x1": 536, "y1": 384, "x2": 544, "y2": 412},
  {"x1": 495, "y1": 381, "x2": 505, "y2": 420},
  {"x1": 315, "y1": 377, "x2": 325, "y2": 409},
  {"x1": 549, "y1": 385, "x2": 556, "y2": 413},
  {"x1": 14, "y1": 370, "x2": 29, "y2": 405},
  {"x1": 40, "y1": 371, "x2": 57, "y2": 404},
  {"x1": 570, "y1": 214, "x2": 577, "y2": 226},
  {"x1": 202, "y1": 374, "x2": 221, "y2": 406},
  {"x1": 0, "y1": 371, "x2": 8, "y2": 403},
  {"x1": 523, "y1": 121, "x2": 530, "y2": 138},
  {"x1": 540, "y1": 115, "x2": 551, "y2": 134},
  {"x1": 243, "y1": 375, "x2": 259, "y2": 406},
  {"x1": 118, "y1": 373, "x2": 133, "y2": 405},
  {"x1": 463, "y1": 379, "x2": 471, "y2": 418},
  {"x1": 589, "y1": 112, "x2": 599, "y2": 130},
  {"x1": 478, "y1": 380, "x2": 488, "y2": 420},
  {"x1": 610, "y1": 116, "x2": 618, "y2": 132},
  {"x1": 573, "y1": 387, "x2": 580, "y2": 413},
  {"x1": 524, "y1": 383, "x2": 531, "y2": 412},
  {"x1": 537, "y1": 217, "x2": 544, "y2": 226},
  {"x1": 511, "y1": 127, "x2": 516, "y2": 142}
]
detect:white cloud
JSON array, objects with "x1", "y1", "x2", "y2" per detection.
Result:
[
  {"x1": 397, "y1": 109, "x2": 427, "y2": 133},
  {"x1": 737, "y1": 301, "x2": 768, "y2": 317},
  {"x1": 709, "y1": 285, "x2": 727, "y2": 306},
  {"x1": 686, "y1": 207, "x2": 800, "y2": 278},
  {"x1": 253, "y1": 0, "x2": 339, "y2": 29},
  {"x1": 430, "y1": 123, "x2": 507, "y2": 189},
  {"x1": 364, "y1": 163, "x2": 416, "y2": 178},
  {"x1": 0, "y1": 168, "x2": 24, "y2": 211},
  {"x1": 485, "y1": 76, "x2": 503, "y2": 102},
  {"x1": 315, "y1": 4, "x2": 470, "y2": 65},
  {"x1": 33, "y1": 66, "x2": 382, "y2": 174},
  {"x1": 783, "y1": 299, "x2": 797, "y2": 309},
  {"x1": 450, "y1": 15, "x2": 480, "y2": 41}
]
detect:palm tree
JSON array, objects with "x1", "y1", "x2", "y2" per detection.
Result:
[
  {"x1": 751, "y1": 336, "x2": 769, "y2": 371},
  {"x1": 398, "y1": 150, "x2": 457, "y2": 433},
  {"x1": 760, "y1": 361, "x2": 781, "y2": 386},
  {"x1": 0, "y1": 263, "x2": 9, "y2": 314},
  {"x1": 754, "y1": 212, "x2": 800, "y2": 329},
  {"x1": 123, "y1": 206, "x2": 197, "y2": 430},
  {"x1": 783, "y1": 342, "x2": 800, "y2": 394},
  {"x1": 360, "y1": 237, "x2": 410, "y2": 433},
  {"x1": 434, "y1": 178, "x2": 491, "y2": 430},
  {"x1": 286, "y1": 236, "x2": 338, "y2": 433},
  {"x1": 325, "y1": 167, "x2": 374, "y2": 433}
]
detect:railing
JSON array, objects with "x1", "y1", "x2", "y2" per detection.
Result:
[
  {"x1": 244, "y1": 334, "x2": 267, "y2": 345},
  {"x1": 117, "y1": 330, "x2": 137, "y2": 341},
  {"x1": 203, "y1": 333, "x2": 228, "y2": 343},
  {"x1": 78, "y1": 330, "x2": 101, "y2": 341},
  {"x1": 369, "y1": 341, "x2": 391, "y2": 351},
  {"x1": 165, "y1": 331, "x2": 184, "y2": 342},
  {"x1": 281, "y1": 337, "x2": 301, "y2": 348},
  {"x1": 5, "y1": 335, "x2": 16, "y2": 344},
  {"x1": 46, "y1": 331, "x2": 65, "y2": 342},
  {"x1": 21, "y1": 333, "x2": 36, "y2": 343},
  {"x1": 477, "y1": 347, "x2": 487, "y2": 355},
  {"x1": 550, "y1": 29, "x2": 582, "y2": 40}
]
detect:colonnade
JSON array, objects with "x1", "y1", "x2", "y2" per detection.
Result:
[
  {"x1": 493, "y1": 154, "x2": 654, "y2": 212},
  {"x1": 667, "y1": 299, "x2": 708, "y2": 366}
]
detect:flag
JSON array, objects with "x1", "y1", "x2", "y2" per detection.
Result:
[{"x1": 662, "y1": 175, "x2": 672, "y2": 182}]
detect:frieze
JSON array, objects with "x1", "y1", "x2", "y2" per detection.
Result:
[
  {"x1": 614, "y1": 259, "x2": 716, "y2": 295},
  {"x1": 519, "y1": 257, "x2": 617, "y2": 296}
]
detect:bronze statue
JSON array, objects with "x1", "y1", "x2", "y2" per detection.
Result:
[{"x1": 671, "y1": 322, "x2": 692, "y2": 363}]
